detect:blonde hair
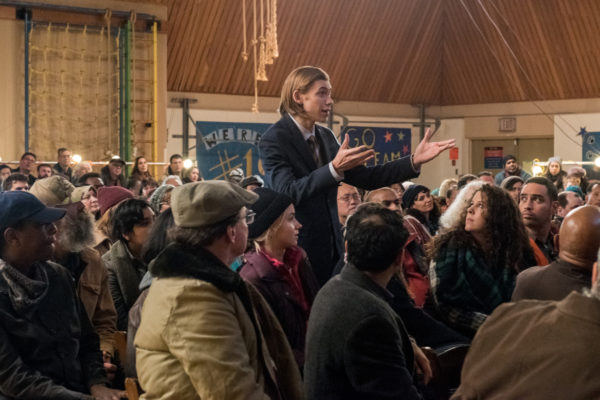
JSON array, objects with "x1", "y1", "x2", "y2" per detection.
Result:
[
  {"x1": 279, "y1": 66, "x2": 330, "y2": 116},
  {"x1": 252, "y1": 211, "x2": 286, "y2": 252}
]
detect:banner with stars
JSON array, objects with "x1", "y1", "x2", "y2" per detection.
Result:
[
  {"x1": 195, "y1": 121, "x2": 270, "y2": 180},
  {"x1": 342, "y1": 126, "x2": 412, "y2": 167}
]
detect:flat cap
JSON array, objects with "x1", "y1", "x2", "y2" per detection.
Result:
[{"x1": 172, "y1": 180, "x2": 258, "y2": 227}]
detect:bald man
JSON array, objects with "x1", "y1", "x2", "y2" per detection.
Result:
[
  {"x1": 512, "y1": 205, "x2": 600, "y2": 301},
  {"x1": 365, "y1": 187, "x2": 401, "y2": 212}
]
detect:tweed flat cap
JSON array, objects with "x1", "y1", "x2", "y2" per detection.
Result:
[{"x1": 172, "y1": 180, "x2": 258, "y2": 227}]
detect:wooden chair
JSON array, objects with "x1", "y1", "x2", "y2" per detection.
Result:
[
  {"x1": 125, "y1": 377, "x2": 141, "y2": 400},
  {"x1": 112, "y1": 331, "x2": 142, "y2": 399},
  {"x1": 423, "y1": 344, "x2": 470, "y2": 400}
]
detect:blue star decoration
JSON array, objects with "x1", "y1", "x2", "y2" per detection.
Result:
[{"x1": 577, "y1": 127, "x2": 588, "y2": 137}]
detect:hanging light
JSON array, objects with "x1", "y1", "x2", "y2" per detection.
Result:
[
  {"x1": 72, "y1": 154, "x2": 82, "y2": 163},
  {"x1": 183, "y1": 159, "x2": 193, "y2": 169}
]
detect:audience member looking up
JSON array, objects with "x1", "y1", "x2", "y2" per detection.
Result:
[
  {"x1": 53, "y1": 147, "x2": 73, "y2": 180},
  {"x1": 100, "y1": 158, "x2": 127, "y2": 187},
  {"x1": 103, "y1": 198, "x2": 155, "y2": 330},
  {"x1": 513, "y1": 205, "x2": 600, "y2": 301},
  {"x1": 241, "y1": 187, "x2": 320, "y2": 369},
  {"x1": 519, "y1": 177, "x2": 558, "y2": 265},
  {"x1": 494, "y1": 155, "x2": 531, "y2": 186},
  {"x1": 12, "y1": 152, "x2": 37, "y2": 186},
  {"x1": 135, "y1": 181, "x2": 303, "y2": 399},
  {"x1": 0, "y1": 191, "x2": 125, "y2": 399},
  {"x1": 429, "y1": 184, "x2": 530, "y2": 336},
  {"x1": 452, "y1": 248, "x2": 600, "y2": 399},
  {"x1": 305, "y1": 203, "x2": 431, "y2": 399}
]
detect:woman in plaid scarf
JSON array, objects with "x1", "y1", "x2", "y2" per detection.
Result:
[{"x1": 428, "y1": 184, "x2": 532, "y2": 337}]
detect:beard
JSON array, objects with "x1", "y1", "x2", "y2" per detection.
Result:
[{"x1": 56, "y1": 211, "x2": 96, "y2": 253}]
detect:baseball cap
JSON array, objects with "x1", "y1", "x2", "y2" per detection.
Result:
[{"x1": 0, "y1": 191, "x2": 66, "y2": 231}]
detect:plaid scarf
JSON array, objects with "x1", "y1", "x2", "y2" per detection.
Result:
[{"x1": 429, "y1": 233, "x2": 516, "y2": 333}]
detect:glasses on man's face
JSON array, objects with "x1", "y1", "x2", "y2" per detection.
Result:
[
  {"x1": 338, "y1": 193, "x2": 361, "y2": 203},
  {"x1": 382, "y1": 199, "x2": 400, "y2": 207},
  {"x1": 245, "y1": 211, "x2": 256, "y2": 224}
]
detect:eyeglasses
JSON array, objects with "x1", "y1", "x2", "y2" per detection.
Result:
[
  {"x1": 245, "y1": 210, "x2": 256, "y2": 224},
  {"x1": 382, "y1": 199, "x2": 400, "y2": 207},
  {"x1": 338, "y1": 193, "x2": 361, "y2": 203}
]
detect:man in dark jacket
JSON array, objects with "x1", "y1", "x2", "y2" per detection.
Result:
[
  {"x1": 305, "y1": 203, "x2": 431, "y2": 399},
  {"x1": 0, "y1": 191, "x2": 124, "y2": 400},
  {"x1": 259, "y1": 66, "x2": 455, "y2": 286}
]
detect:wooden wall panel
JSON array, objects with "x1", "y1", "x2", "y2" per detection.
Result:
[{"x1": 124, "y1": 0, "x2": 600, "y2": 106}]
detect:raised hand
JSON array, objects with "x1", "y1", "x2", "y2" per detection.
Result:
[
  {"x1": 412, "y1": 128, "x2": 456, "y2": 168},
  {"x1": 332, "y1": 134, "x2": 375, "y2": 174}
]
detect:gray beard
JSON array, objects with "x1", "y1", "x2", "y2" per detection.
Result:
[{"x1": 57, "y1": 211, "x2": 95, "y2": 253}]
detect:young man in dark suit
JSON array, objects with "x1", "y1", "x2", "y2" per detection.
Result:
[{"x1": 259, "y1": 66, "x2": 454, "y2": 285}]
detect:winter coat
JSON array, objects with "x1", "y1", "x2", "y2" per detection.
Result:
[{"x1": 135, "y1": 242, "x2": 303, "y2": 400}]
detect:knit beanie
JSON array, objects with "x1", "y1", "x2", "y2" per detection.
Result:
[
  {"x1": 97, "y1": 186, "x2": 134, "y2": 217},
  {"x1": 547, "y1": 156, "x2": 561, "y2": 165},
  {"x1": 29, "y1": 176, "x2": 75, "y2": 206},
  {"x1": 565, "y1": 185, "x2": 584, "y2": 199},
  {"x1": 402, "y1": 184, "x2": 429, "y2": 210},
  {"x1": 149, "y1": 184, "x2": 175, "y2": 213},
  {"x1": 248, "y1": 187, "x2": 293, "y2": 239}
]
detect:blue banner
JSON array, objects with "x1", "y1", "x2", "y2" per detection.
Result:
[
  {"x1": 342, "y1": 126, "x2": 412, "y2": 167},
  {"x1": 195, "y1": 121, "x2": 271, "y2": 180},
  {"x1": 582, "y1": 131, "x2": 600, "y2": 180}
]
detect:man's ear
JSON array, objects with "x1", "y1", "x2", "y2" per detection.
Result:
[
  {"x1": 226, "y1": 224, "x2": 236, "y2": 244},
  {"x1": 292, "y1": 89, "x2": 303, "y2": 105},
  {"x1": 3, "y1": 227, "x2": 19, "y2": 247},
  {"x1": 551, "y1": 200, "x2": 559, "y2": 215}
]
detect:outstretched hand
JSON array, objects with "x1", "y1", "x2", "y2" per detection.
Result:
[
  {"x1": 332, "y1": 134, "x2": 375, "y2": 174},
  {"x1": 412, "y1": 128, "x2": 456, "y2": 168}
]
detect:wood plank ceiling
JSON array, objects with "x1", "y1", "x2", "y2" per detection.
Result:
[{"x1": 125, "y1": 0, "x2": 600, "y2": 106}]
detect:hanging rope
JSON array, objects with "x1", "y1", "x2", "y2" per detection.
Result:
[
  {"x1": 241, "y1": 0, "x2": 278, "y2": 111},
  {"x1": 458, "y1": 0, "x2": 581, "y2": 148}
]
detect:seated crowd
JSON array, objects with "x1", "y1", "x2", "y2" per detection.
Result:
[{"x1": 1, "y1": 148, "x2": 600, "y2": 400}]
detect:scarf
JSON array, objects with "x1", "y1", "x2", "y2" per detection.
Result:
[
  {"x1": 433, "y1": 235, "x2": 516, "y2": 315},
  {"x1": 0, "y1": 259, "x2": 49, "y2": 314}
]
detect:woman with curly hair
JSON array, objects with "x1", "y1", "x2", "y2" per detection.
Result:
[{"x1": 428, "y1": 184, "x2": 532, "y2": 337}]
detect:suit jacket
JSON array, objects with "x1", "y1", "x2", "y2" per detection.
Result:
[
  {"x1": 511, "y1": 258, "x2": 592, "y2": 301},
  {"x1": 452, "y1": 292, "x2": 600, "y2": 400},
  {"x1": 304, "y1": 264, "x2": 421, "y2": 399},
  {"x1": 259, "y1": 114, "x2": 419, "y2": 285}
]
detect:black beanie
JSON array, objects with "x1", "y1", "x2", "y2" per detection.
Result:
[
  {"x1": 248, "y1": 187, "x2": 293, "y2": 239},
  {"x1": 402, "y1": 184, "x2": 429, "y2": 210}
]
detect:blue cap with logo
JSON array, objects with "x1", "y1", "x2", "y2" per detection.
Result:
[{"x1": 0, "y1": 191, "x2": 66, "y2": 232}]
